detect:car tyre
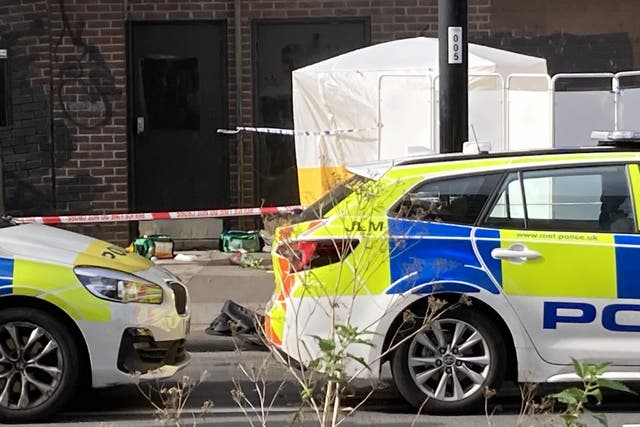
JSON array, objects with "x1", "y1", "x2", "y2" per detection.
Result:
[
  {"x1": 0, "y1": 307, "x2": 81, "y2": 422},
  {"x1": 391, "y1": 306, "x2": 506, "y2": 414}
]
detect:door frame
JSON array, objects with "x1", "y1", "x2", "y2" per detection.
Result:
[
  {"x1": 125, "y1": 20, "x2": 229, "y2": 218},
  {"x1": 250, "y1": 17, "x2": 371, "y2": 206}
]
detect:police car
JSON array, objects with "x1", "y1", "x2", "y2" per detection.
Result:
[
  {"x1": 264, "y1": 131, "x2": 640, "y2": 413},
  {"x1": 0, "y1": 221, "x2": 190, "y2": 422}
]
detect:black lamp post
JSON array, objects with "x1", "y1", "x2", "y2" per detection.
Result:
[{"x1": 438, "y1": 0, "x2": 468, "y2": 153}]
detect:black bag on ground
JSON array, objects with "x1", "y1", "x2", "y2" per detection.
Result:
[{"x1": 206, "y1": 300, "x2": 264, "y2": 337}]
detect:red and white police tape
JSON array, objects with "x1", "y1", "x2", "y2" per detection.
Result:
[{"x1": 14, "y1": 205, "x2": 304, "y2": 225}]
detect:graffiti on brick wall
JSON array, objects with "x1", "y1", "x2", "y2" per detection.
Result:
[
  {"x1": 0, "y1": 14, "x2": 54, "y2": 215},
  {"x1": 0, "y1": 9, "x2": 109, "y2": 216},
  {"x1": 50, "y1": 0, "x2": 117, "y2": 214},
  {"x1": 53, "y1": 0, "x2": 118, "y2": 129}
]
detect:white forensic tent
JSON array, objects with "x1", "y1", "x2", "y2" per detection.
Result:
[{"x1": 292, "y1": 36, "x2": 549, "y2": 205}]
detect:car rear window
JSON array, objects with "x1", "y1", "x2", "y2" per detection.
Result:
[
  {"x1": 390, "y1": 173, "x2": 502, "y2": 225},
  {"x1": 299, "y1": 175, "x2": 371, "y2": 221}
]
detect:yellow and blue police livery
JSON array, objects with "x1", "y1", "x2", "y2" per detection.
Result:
[
  {"x1": 265, "y1": 131, "x2": 640, "y2": 414},
  {"x1": 0, "y1": 221, "x2": 190, "y2": 422},
  {"x1": 0, "y1": 258, "x2": 14, "y2": 294}
]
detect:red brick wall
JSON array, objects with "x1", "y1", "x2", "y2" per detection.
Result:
[
  {"x1": 47, "y1": 0, "x2": 129, "y2": 242},
  {"x1": 0, "y1": 0, "x2": 54, "y2": 216},
  {"x1": 491, "y1": 0, "x2": 640, "y2": 50},
  {"x1": 486, "y1": 0, "x2": 636, "y2": 74},
  {"x1": 4, "y1": 0, "x2": 638, "y2": 245},
  {"x1": 1, "y1": 0, "x2": 491, "y2": 244}
]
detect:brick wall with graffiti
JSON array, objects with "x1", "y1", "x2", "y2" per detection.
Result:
[
  {"x1": 0, "y1": 1, "x2": 53, "y2": 216},
  {"x1": 1, "y1": 0, "x2": 637, "y2": 245},
  {"x1": 0, "y1": 0, "x2": 492, "y2": 243},
  {"x1": 0, "y1": 0, "x2": 128, "y2": 242},
  {"x1": 50, "y1": 0, "x2": 128, "y2": 241}
]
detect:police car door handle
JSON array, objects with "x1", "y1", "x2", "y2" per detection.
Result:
[{"x1": 491, "y1": 244, "x2": 541, "y2": 263}]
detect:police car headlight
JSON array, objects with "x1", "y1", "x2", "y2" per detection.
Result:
[{"x1": 74, "y1": 267, "x2": 163, "y2": 304}]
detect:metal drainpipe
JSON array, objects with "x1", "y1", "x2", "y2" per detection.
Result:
[
  {"x1": 612, "y1": 76, "x2": 619, "y2": 131},
  {"x1": 234, "y1": 0, "x2": 243, "y2": 207}
]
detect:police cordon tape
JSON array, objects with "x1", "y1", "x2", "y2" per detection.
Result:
[
  {"x1": 14, "y1": 205, "x2": 304, "y2": 225},
  {"x1": 217, "y1": 125, "x2": 379, "y2": 136}
]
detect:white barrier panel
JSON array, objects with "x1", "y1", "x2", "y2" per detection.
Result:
[
  {"x1": 618, "y1": 87, "x2": 640, "y2": 130},
  {"x1": 554, "y1": 91, "x2": 614, "y2": 147},
  {"x1": 468, "y1": 74, "x2": 504, "y2": 151},
  {"x1": 508, "y1": 90, "x2": 551, "y2": 150},
  {"x1": 551, "y1": 73, "x2": 614, "y2": 148},
  {"x1": 506, "y1": 74, "x2": 551, "y2": 151}
]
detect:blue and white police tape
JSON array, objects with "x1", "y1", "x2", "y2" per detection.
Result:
[{"x1": 217, "y1": 126, "x2": 378, "y2": 136}]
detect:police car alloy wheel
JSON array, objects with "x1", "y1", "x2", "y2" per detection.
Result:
[
  {"x1": 0, "y1": 308, "x2": 80, "y2": 422},
  {"x1": 391, "y1": 308, "x2": 506, "y2": 413}
]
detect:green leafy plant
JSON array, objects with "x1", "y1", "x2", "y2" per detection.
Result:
[
  {"x1": 304, "y1": 324, "x2": 376, "y2": 427},
  {"x1": 551, "y1": 358, "x2": 635, "y2": 427}
]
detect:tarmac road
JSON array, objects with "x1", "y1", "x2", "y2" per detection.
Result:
[{"x1": 18, "y1": 351, "x2": 640, "y2": 427}]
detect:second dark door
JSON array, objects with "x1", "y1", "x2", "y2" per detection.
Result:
[{"x1": 253, "y1": 19, "x2": 370, "y2": 206}]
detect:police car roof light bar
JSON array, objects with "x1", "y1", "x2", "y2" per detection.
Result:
[{"x1": 591, "y1": 130, "x2": 640, "y2": 147}]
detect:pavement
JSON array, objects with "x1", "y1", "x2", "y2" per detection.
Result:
[{"x1": 154, "y1": 249, "x2": 275, "y2": 352}]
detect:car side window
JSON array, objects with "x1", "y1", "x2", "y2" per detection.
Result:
[
  {"x1": 483, "y1": 165, "x2": 635, "y2": 233},
  {"x1": 390, "y1": 173, "x2": 502, "y2": 225},
  {"x1": 484, "y1": 172, "x2": 525, "y2": 229}
]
